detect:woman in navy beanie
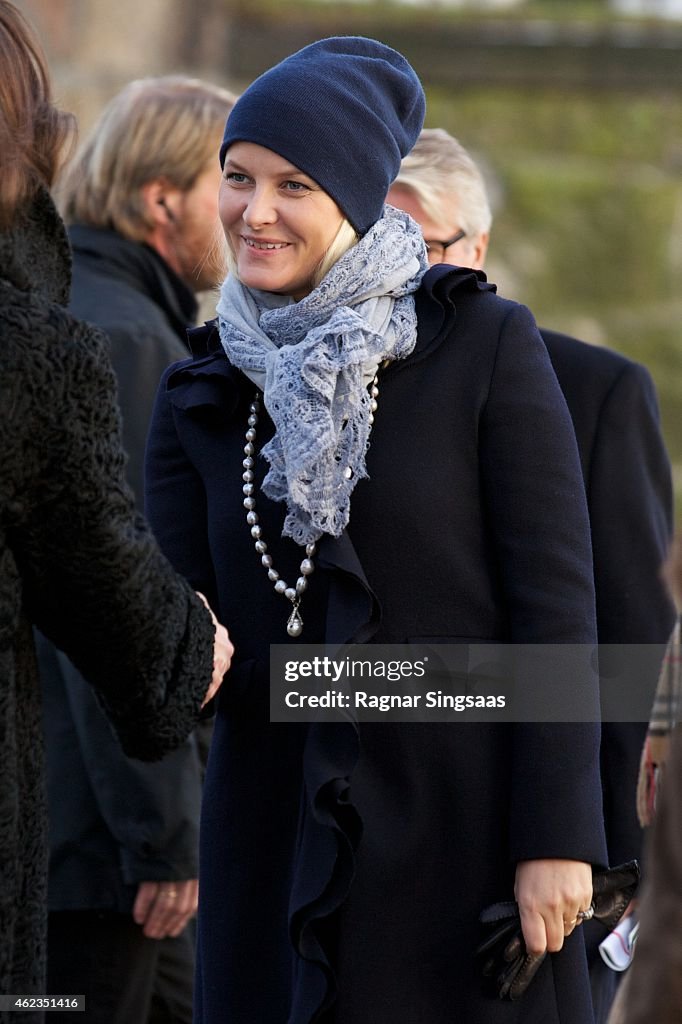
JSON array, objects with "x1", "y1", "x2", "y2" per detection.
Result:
[{"x1": 146, "y1": 35, "x2": 606, "y2": 1024}]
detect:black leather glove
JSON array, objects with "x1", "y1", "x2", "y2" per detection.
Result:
[{"x1": 476, "y1": 860, "x2": 640, "y2": 1001}]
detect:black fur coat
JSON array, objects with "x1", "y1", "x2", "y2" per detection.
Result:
[{"x1": 0, "y1": 189, "x2": 214, "y2": 1013}]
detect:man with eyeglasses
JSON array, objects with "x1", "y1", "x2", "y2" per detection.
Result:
[
  {"x1": 387, "y1": 127, "x2": 675, "y2": 1024},
  {"x1": 387, "y1": 129, "x2": 489, "y2": 268}
]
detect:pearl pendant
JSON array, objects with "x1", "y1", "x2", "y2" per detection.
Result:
[
  {"x1": 287, "y1": 606, "x2": 304, "y2": 637},
  {"x1": 244, "y1": 374, "x2": 379, "y2": 640}
]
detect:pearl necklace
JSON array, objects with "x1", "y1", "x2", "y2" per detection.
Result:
[{"x1": 243, "y1": 376, "x2": 380, "y2": 637}]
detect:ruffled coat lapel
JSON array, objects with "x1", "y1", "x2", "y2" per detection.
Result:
[
  {"x1": 165, "y1": 322, "x2": 241, "y2": 415},
  {"x1": 409, "y1": 263, "x2": 496, "y2": 368}
]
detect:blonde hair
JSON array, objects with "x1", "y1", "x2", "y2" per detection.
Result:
[
  {"x1": 0, "y1": 0, "x2": 76, "y2": 228},
  {"x1": 395, "y1": 128, "x2": 492, "y2": 237},
  {"x1": 311, "y1": 219, "x2": 359, "y2": 288},
  {"x1": 224, "y1": 217, "x2": 360, "y2": 295},
  {"x1": 61, "y1": 76, "x2": 236, "y2": 241}
]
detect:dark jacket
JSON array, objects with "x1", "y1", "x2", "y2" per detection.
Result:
[
  {"x1": 0, "y1": 190, "x2": 213, "y2": 1011},
  {"x1": 39, "y1": 636, "x2": 203, "y2": 913},
  {"x1": 67, "y1": 225, "x2": 196, "y2": 500},
  {"x1": 38, "y1": 226, "x2": 204, "y2": 913},
  {"x1": 540, "y1": 329, "x2": 674, "y2": 872},
  {"x1": 145, "y1": 264, "x2": 607, "y2": 1024}
]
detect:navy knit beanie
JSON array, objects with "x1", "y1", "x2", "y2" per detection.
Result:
[{"x1": 219, "y1": 36, "x2": 425, "y2": 236}]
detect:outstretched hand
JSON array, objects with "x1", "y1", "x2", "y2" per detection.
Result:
[
  {"x1": 514, "y1": 858, "x2": 593, "y2": 955},
  {"x1": 196, "y1": 591, "x2": 233, "y2": 707}
]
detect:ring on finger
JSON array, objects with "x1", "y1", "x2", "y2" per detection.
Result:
[{"x1": 577, "y1": 905, "x2": 594, "y2": 922}]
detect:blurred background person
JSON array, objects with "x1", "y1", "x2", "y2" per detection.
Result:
[
  {"x1": 35, "y1": 76, "x2": 235, "y2": 1024},
  {"x1": 0, "y1": 0, "x2": 231, "y2": 1013},
  {"x1": 609, "y1": 535, "x2": 682, "y2": 1024},
  {"x1": 60, "y1": 75, "x2": 235, "y2": 499},
  {"x1": 387, "y1": 126, "x2": 675, "y2": 1023}
]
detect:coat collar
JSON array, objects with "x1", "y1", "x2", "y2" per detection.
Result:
[
  {"x1": 68, "y1": 225, "x2": 198, "y2": 344},
  {"x1": 405, "y1": 263, "x2": 496, "y2": 370},
  {"x1": 165, "y1": 321, "x2": 240, "y2": 415}
]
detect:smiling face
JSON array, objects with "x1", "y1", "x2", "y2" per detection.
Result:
[{"x1": 219, "y1": 141, "x2": 346, "y2": 300}]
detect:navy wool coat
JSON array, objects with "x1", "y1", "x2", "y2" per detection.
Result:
[{"x1": 145, "y1": 265, "x2": 608, "y2": 1024}]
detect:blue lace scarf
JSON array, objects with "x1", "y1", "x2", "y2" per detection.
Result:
[{"x1": 217, "y1": 205, "x2": 428, "y2": 545}]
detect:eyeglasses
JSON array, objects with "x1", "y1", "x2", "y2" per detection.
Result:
[{"x1": 424, "y1": 228, "x2": 467, "y2": 262}]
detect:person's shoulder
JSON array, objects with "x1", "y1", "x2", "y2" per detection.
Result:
[
  {"x1": 68, "y1": 228, "x2": 186, "y2": 344},
  {"x1": 71, "y1": 260, "x2": 176, "y2": 344},
  {"x1": 418, "y1": 264, "x2": 540, "y2": 327},
  {"x1": 540, "y1": 328, "x2": 654, "y2": 391},
  {"x1": 416, "y1": 264, "x2": 523, "y2": 335},
  {"x1": 412, "y1": 267, "x2": 549, "y2": 385},
  {"x1": 541, "y1": 327, "x2": 636, "y2": 373}
]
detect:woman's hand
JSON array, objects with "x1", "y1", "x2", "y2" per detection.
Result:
[
  {"x1": 514, "y1": 858, "x2": 593, "y2": 955},
  {"x1": 196, "y1": 591, "x2": 233, "y2": 706}
]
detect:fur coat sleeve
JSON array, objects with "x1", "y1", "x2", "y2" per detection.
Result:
[{"x1": 2, "y1": 292, "x2": 214, "y2": 761}]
